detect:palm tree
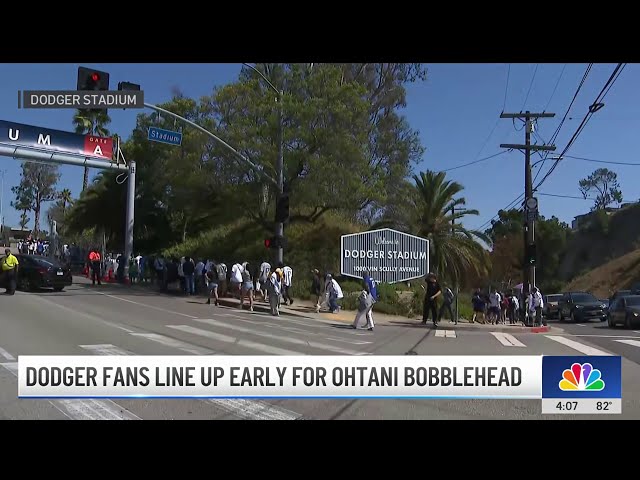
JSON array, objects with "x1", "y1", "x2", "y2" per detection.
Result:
[
  {"x1": 404, "y1": 170, "x2": 489, "y2": 285},
  {"x1": 73, "y1": 109, "x2": 111, "y2": 192},
  {"x1": 59, "y1": 188, "x2": 73, "y2": 215}
]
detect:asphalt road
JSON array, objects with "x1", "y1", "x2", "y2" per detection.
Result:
[{"x1": 1, "y1": 277, "x2": 639, "y2": 420}]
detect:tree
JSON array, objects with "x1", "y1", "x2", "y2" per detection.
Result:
[
  {"x1": 73, "y1": 109, "x2": 111, "y2": 192},
  {"x1": 484, "y1": 208, "x2": 522, "y2": 244},
  {"x1": 58, "y1": 188, "x2": 73, "y2": 215},
  {"x1": 19, "y1": 212, "x2": 29, "y2": 230},
  {"x1": 12, "y1": 162, "x2": 60, "y2": 236},
  {"x1": 385, "y1": 170, "x2": 490, "y2": 285},
  {"x1": 11, "y1": 182, "x2": 33, "y2": 231},
  {"x1": 578, "y1": 168, "x2": 623, "y2": 211}
]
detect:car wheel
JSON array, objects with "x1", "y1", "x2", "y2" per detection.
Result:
[
  {"x1": 53, "y1": 286, "x2": 64, "y2": 292},
  {"x1": 608, "y1": 315, "x2": 614, "y2": 328},
  {"x1": 558, "y1": 311, "x2": 563, "y2": 322},
  {"x1": 19, "y1": 277, "x2": 31, "y2": 291},
  {"x1": 571, "y1": 311, "x2": 577, "y2": 323}
]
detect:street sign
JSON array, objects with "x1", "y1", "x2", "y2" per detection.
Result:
[
  {"x1": 148, "y1": 127, "x2": 182, "y2": 146},
  {"x1": 0, "y1": 120, "x2": 114, "y2": 160},
  {"x1": 525, "y1": 197, "x2": 538, "y2": 211},
  {"x1": 526, "y1": 209, "x2": 538, "y2": 222},
  {"x1": 341, "y1": 228, "x2": 429, "y2": 284}
]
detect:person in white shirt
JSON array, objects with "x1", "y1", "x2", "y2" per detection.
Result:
[
  {"x1": 488, "y1": 290, "x2": 501, "y2": 325},
  {"x1": 532, "y1": 287, "x2": 545, "y2": 326},
  {"x1": 326, "y1": 274, "x2": 344, "y2": 314},
  {"x1": 230, "y1": 262, "x2": 243, "y2": 298},
  {"x1": 510, "y1": 294, "x2": 520, "y2": 324},
  {"x1": 267, "y1": 268, "x2": 283, "y2": 316},
  {"x1": 259, "y1": 261, "x2": 271, "y2": 301},
  {"x1": 282, "y1": 264, "x2": 293, "y2": 306}
]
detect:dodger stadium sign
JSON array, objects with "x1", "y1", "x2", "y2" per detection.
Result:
[{"x1": 340, "y1": 228, "x2": 429, "y2": 284}]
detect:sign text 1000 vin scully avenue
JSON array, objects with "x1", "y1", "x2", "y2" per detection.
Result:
[{"x1": 341, "y1": 229, "x2": 429, "y2": 284}]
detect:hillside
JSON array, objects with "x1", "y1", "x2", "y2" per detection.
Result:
[
  {"x1": 563, "y1": 248, "x2": 640, "y2": 297},
  {"x1": 559, "y1": 202, "x2": 640, "y2": 281}
]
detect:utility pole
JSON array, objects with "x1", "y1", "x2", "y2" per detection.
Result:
[
  {"x1": 500, "y1": 111, "x2": 555, "y2": 325},
  {"x1": 451, "y1": 205, "x2": 462, "y2": 323},
  {"x1": 275, "y1": 89, "x2": 285, "y2": 265}
]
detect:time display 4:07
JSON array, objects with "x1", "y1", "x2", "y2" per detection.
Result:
[{"x1": 555, "y1": 401, "x2": 612, "y2": 411}]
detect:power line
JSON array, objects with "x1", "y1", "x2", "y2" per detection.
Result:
[
  {"x1": 543, "y1": 64, "x2": 567, "y2": 112},
  {"x1": 538, "y1": 192, "x2": 595, "y2": 200},
  {"x1": 522, "y1": 64, "x2": 539, "y2": 110},
  {"x1": 441, "y1": 150, "x2": 509, "y2": 172},
  {"x1": 502, "y1": 64, "x2": 511, "y2": 111},
  {"x1": 562, "y1": 154, "x2": 640, "y2": 166},
  {"x1": 534, "y1": 63, "x2": 625, "y2": 191},
  {"x1": 533, "y1": 63, "x2": 593, "y2": 185}
]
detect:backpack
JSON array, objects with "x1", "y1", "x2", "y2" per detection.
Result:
[
  {"x1": 444, "y1": 287, "x2": 454, "y2": 303},
  {"x1": 216, "y1": 263, "x2": 227, "y2": 281}
]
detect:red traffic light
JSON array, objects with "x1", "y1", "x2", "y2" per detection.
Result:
[
  {"x1": 91, "y1": 73, "x2": 100, "y2": 82},
  {"x1": 264, "y1": 238, "x2": 272, "y2": 248}
]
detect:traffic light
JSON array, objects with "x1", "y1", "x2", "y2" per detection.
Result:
[
  {"x1": 264, "y1": 235, "x2": 287, "y2": 249},
  {"x1": 275, "y1": 192, "x2": 290, "y2": 223},
  {"x1": 526, "y1": 244, "x2": 537, "y2": 266},
  {"x1": 264, "y1": 237, "x2": 274, "y2": 249},
  {"x1": 118, "y1": 81, "x2": 141, "y2": 91},
  {"x1": 77, "y1": 67, "x2": 110, "y2": 91}
]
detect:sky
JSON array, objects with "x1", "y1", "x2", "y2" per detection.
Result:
[{"x1": 0, "y1": 63, "x2": 637, "y2": 234}]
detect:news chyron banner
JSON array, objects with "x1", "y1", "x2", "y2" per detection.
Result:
[
  {"x1": 541, "y1": 356, "x2": 622, "y2": 414},
  {"x1": 17, "y1": 355, "x2": 622, "y2": 414},
  {"x1": 0, "y1": 120, "x2": 113, "y2": 160}
]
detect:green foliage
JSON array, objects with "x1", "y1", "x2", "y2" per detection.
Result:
[
  {"x1": 578, "y1": 168, "x2": 623, "y2": 211},
  {"x1": 589, "y1": 209, "x2": 610, "y2": 235},
  {"x1": 11, "y1": 162, "x2": 59, "y2": 235}
]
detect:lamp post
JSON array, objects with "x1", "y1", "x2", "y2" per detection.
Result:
[
  {"x1": 242, "y1": 63, "x2": 285, "y2": 265},
  {"x1": 451, "y1": 205, "x2": 465, "y2": 323}
]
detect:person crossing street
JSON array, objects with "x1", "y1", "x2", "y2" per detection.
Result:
[{"x1": 88, "y1": 248, "x2": 102, "y2": 286}]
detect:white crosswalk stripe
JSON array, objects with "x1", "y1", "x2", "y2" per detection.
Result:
[
  {"x1": 130, "y1": 333, "x2": 217, "y2": 355},
  {"x1": 0, "y1": 361, "x2": 140, "y2": 420},
  {"x1": 544, "y1": 335, "x2": 611, "y2": 356},
  {"x1": 191, "y1": 318, "x2": 369, "y2": 355},
  {"x1": 490, "y1": 332, "x2": 526, "y2": 347},
  {"x1": 434, "y1": 330, "x2": 456, "y2": 338},
  {"x1": 614, "y1": 339, "x2": 640, "y2": 348},
  {"x1": 78, "y1": 343, "x2": 302, "y2": 420},
  {"x1": 166, "y1": 325, "x2": 305, "y2": 356}
]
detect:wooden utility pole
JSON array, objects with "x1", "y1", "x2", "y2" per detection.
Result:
[{"x1": 499, "y1": 111, "x2": 556, "y2": 323}]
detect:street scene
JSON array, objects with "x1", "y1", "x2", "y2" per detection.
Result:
[{"x1": 0, "y1": 63, "x2": 638, "y2": 420}]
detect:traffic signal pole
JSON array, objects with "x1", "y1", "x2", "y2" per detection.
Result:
[
  {"x1": 275, "y1": 89, "x2": 284, "y2": 265},
  {"x1": 500, "y1": 111, "x2": 555, "y2": 322}
]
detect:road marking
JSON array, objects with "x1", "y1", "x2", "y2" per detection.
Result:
[
  {"x1": 79, "y1": 344, "x2": 134, "y2": 356},
  {"x1": 634, "y1": 331, "x2": 640, "y2": 334},
  {"x1": 567, "y1": 334, "x2": 640, "y2": 339},
  {"x1": 0, "y1": 346, "x2": 15, "y2": 361},
  {"x1": 544, "y1": 335, "x2": 611, "y2": 356},
  {"x1": 166, "y1": 325, "x2": 305, "y2": 356},
  {"x1": 614, "y1": 339, "x2": 640, "y2": 348},
  {"x1": 435, "y1": 330, "x2": 456, "y2": 338},
  {"x1": 75, "y1": 340, "x2": 302, "y2": 420},
  {"x1": 192, "y1": 318, "x2": 368, "y2": 355},
  {"x1": 576, "y1": 324, "x2": 586, "y2": 327},
  {"x1": 0, "y1": 362, "x2": 139, "y2": 420},
  {"x1": 491, "y1": 332, "x2": 526, "y2": 347},
  {"x1": 130, "y1": 333, "x2": 216, "y2": 355},
  {"x1": 96, "y1": 292, "x2": 197, "y2": 319},
  {"x1": 207, "y1": 399, "x2": 301, "y2": 420}
]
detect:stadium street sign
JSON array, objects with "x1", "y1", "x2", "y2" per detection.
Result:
[
  {"x1": 148, "y1": 126, "x2": 182, "y2": 146},
  {"x1": 20, "y1": 90, "x2": 145, "y2": 109},
  {"x1": 340, "y1": 228, "x2": 429, "y2": 284},
  {"x1": 0, "y1": 120, "x2": 114, "y2": 160}
]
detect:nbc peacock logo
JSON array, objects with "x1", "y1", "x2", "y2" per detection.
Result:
[{"x1": 559, "y1": 362, "x2": 605, "y2": 391}]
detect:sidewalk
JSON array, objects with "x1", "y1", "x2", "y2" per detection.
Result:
[{"x1": 82, "y1": 277, "x2": 558, "y2": 334}]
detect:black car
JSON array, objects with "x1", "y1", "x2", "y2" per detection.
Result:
[
  {"x1": 608, "y1": 295, "x2": 640, "y2": 329},
  {"x1": 558, "y1": 292, "x2": 608, "y2": 323},
  {"x1": 0, "y1": 255, "x2": 72, "y2": 292}
]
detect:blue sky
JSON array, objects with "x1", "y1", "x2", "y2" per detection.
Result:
[{"x1": 0, "y1": 63, "x2": 636, "y2": 233}]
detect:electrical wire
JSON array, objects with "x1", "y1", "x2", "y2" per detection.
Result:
[
  {"x1": 522, "y1": 64, "x2": 539, "y2": 110},
  {"x1": 502, "y1": 64, "x2": 511, "y2": 111},
  {"x1": 538, "y1": 192, "x2": 595, "y2": 200},
  {"x1": 440, "y1": 150, "x2": 510, "y2": 172},
  {"x1": 543, "y1": 64, "x2": 567, "y2": 112},
  {"x1": 562, "y1": 154, "x2": 640, "y2": 166},
  {"x1": 534, "y1": 63, "x2": 626, "y2": 191}
]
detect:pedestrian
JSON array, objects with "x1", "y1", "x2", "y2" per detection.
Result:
[
  {"x1": 267, "y1": 267, "x2": 282, "y2": 316},
  {"x1": 352, "y1": 281, "x2": 374, "y2": 330},
  {"x1": 421, "y1": 273, "x2": 441, "y2": 326},
  {"x1": 326, "y1": 274, "x2": 343, "y2": 314},
  {"x1": 240, "y1": 262, "x2": 255, "y2": 312},
  {"x1": 259, "y1": 260, "x2": 271, "y2": 301},
  {"x1": 205, "y1": 263, "x2": 219, "y2": 306},
  {"x1": 509, "y1": 293, "x2": 520, "y2": 325},
  {"x1": 362, "y1": 271, "x2": 377, "y2": 330},
  {"x1": 471, "y1": 289, "x2": 486, "y2": 324},
  {"x1": 89, "y1": 247, "x2": 102, "y2": 286},
  {"x1": 1, "y1": 249, "x2": 19, "y2": 295},
  {"x1": 230, "y1": 262, "x2": 243, "y2": 299},
  {"x1": 282, "y1": 264, "x2": 293, "y2": 306},
  {"x1": 311, "y1": 269, "x2": 323, "y2": 313},
  {"x1": 216, "y1": 261, "x2": 228, "y2": 298},
  {"x1": 532, "y1": 286, "x2": 545, "y2": 326},
  {"x1": 488, "y1": 289, "x2": 501, "y2": 325},
  {"x1": 438, "y1": 285, "x2": 456, "y2": 324},
  {"x1": 195, "y1": 258, "x2": 205, "y2": 294}
]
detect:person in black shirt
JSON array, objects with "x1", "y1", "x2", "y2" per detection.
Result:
[{"x1": 421, "y1": 273, "x2": 442, "y2": 326}]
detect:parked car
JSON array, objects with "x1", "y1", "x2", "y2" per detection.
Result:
[
  {"x1": 558, "y1": 292, "x2": 608, "y2": 323},
  {"x1": 608, "y1": 295, "x2": 640, "y2": 328},
  {"x1": 543, "y1": 294, "x2": 563, "y2": 319},
  {"x1": 0, "y1": 254, "x2": 72, "y2": 292},
  {"x1": 609, "y1": 290, "x2": 632, "y2": 303}
]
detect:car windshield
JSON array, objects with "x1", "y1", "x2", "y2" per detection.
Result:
[
  {"x1": 546, "y1": 295, "x2": 562, "y2": 302},
  {"x1": 626, "y1": 296, "x2": 640, "y2": 307},
  {"x1": 572, "y1": 293, "x2": 598, "y2": 303}
]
